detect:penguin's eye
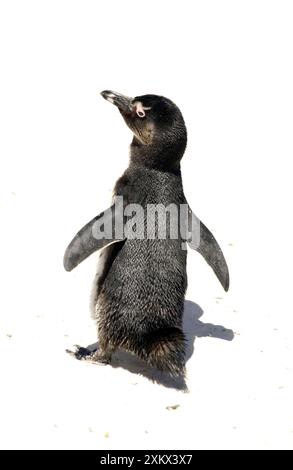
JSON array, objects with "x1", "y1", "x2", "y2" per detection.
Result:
[
  {"x1": 136, "y1": 109, "x2": 146, "y2": 118},
  {"x1": 135, "y1": 102, "x2": 146, "y2": 118},
  {"x1": 133, "y1": 102, "x2": 151, "y2": 119}
]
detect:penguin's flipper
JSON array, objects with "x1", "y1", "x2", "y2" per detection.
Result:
[
  {"x1": 186, "y1": 207, "x2": 230, "y2": 292},
  {"x1": 63, "y1": 205, "x2": 126, "y2": 272}
]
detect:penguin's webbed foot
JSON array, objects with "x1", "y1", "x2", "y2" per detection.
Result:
[
  {"x1": 66, "y1": 344, "x2": 112, "y2": 365},
  {"x1": 66, "y1": 344, "x2": 94, "y2": 360}
]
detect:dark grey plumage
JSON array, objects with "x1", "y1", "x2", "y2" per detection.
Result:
[{"x1": 64, "y1": 91, "x2": 229, "y2": 376}]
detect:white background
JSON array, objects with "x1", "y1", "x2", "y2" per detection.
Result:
[{"x1": 0, "y1": 0, "x2": 293, "y2": 450}]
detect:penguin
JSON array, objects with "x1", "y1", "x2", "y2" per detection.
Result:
[{"x1": 64, "y1": 90, "x2": 229, "y2": 376}]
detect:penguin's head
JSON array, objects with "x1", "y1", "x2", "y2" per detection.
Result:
[{"x1": 101, "y1": 90, "x2": 187, "y2": 171}]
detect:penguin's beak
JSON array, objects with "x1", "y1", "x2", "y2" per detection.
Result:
[{"x1": 101, "y1": 90, "x2": 133, "y2": 113}]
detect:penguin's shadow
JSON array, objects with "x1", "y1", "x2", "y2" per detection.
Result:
[{"x1": 85, "y1": 300, "x2": 234, "y2": 391}]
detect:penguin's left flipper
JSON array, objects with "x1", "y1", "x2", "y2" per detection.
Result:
[
  {"x1": 186, "y1": 206, "x2": 230, "y2": 292},
  {"x1": 63, "y1": 205, "x2": 126, "y2": 272}
]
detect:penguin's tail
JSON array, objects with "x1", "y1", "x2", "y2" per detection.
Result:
[{"x1": 143, "y1": 327, "x2": 186, "y2": 377}]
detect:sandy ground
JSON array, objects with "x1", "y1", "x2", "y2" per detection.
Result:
[
  {"x1": 1, "y1": 164, "x2": 292, "y2": 451},
  {"x1": 1, "y1": 1, "x2": 293, "y2": 450}
]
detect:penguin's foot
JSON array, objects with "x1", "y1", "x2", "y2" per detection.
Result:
[
  {"x1": 66, "y1": 344, "x2": 94, "y2": 360},
  {"x1": 66, "y1": 344, "x2": 112, "y2": 365}
]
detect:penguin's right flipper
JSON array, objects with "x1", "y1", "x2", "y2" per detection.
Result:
[
  {"x1": 63, "y1": 205, "x2": 126, "y2": 272},
  {"x1": 186, "y1": 206, "x2": 230, "y2": 292}
]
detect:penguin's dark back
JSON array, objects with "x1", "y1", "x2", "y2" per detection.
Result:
[
  {"x1": 114, "y1": 165, "x2": 184, "y2": 205},
  {"x1": 97, "y1": 165, "x2": 187, "y2": 342}
]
